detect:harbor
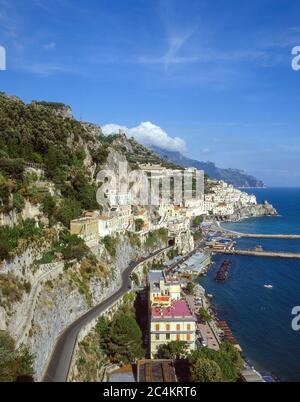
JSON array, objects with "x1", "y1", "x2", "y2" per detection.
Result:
[
  {"x1": 200, "y1": 221, "x2": 300, "y2": 259},
  {"x1": 162, "y1": 245, "x2": 271, "y2": 381},
  {"x1": 212, "y1": 249, "x2": 300, "y2": 259}
]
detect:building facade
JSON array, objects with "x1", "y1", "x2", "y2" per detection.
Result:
[
  {"x1": 148, "y1": 271, "x2": 196, "y2": 357},
  {"x1": 150, "y1": 300, "x2": 196, "y2": 357},
  {"x1": 70, "y1": 215, "x2": 99, "y2": 247}
]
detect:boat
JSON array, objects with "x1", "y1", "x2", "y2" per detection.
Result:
[{"x1": 264, "y1": 284, "x2": 273, "y2": 289}]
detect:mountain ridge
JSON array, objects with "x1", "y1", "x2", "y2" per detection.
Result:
[{"x1": 150, "y1": 145, "x2": 265, "y2": 188}]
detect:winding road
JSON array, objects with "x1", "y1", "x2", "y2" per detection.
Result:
[{"x1": 42, "y1": 247, "x2": 169, "y2": 382}]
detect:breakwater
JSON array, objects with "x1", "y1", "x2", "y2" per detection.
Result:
[
  {"x1": 208, "y1": 248, "x2": 300, "y2": 259},
  {"x1": 240, "y1": 233, "x2": 300, "y2": 239},
  {"x1": 217, "y1": 223, "x2": 300, "y2": 240}
]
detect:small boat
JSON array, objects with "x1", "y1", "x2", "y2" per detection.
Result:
[{"x1": 264, "y1": 284, "x2": 273, "y2": 289}]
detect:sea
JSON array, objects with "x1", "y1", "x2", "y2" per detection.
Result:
[{"x1": 200, "y1": 188, "x2": 300, "y2": 381}]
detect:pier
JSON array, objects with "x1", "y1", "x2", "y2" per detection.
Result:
[
  {"x1": 239, "y1": 233, "x2": 300, "y2": 239},
  {"x1": 215, "y1": 223, "x2": 300, "y2": 239},
  {"x1": 208, "y1": 248, "x2": 300, "y2": 259}
]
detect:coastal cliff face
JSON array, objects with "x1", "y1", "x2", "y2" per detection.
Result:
[
  {"x1": 0, "y1": 229, "x2": 171, "y2": 381},
  {"x1": 217, "y1": 201, "x2": 278, "y2": 222},
  {"x1": 151, "y1": 146, "x2": 265, "y2": 188},
  {"x1": 30, "y1": 232, "x2": 173, "y2": 380},
  {"x1": 28, "y1": 267, "x2": 121, "y2": 380}
]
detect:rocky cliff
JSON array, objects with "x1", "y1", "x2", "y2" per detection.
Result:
[
  {"x1": 0, "y1": 93, "x2": 197, "y2": 381},
  {"x1": 0, "y1": 226, "x2": 173, "y2": 381},
  {"x1": 217, "y1": 201, "x2": 278, "y2": 222}
]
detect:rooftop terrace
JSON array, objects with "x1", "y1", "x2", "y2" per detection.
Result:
[{"x1": 151, "y1": 299, "x2": 194, "y2": 319}]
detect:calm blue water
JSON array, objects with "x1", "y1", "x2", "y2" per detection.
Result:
[{"x1": 201, "y1": 188, "x2": 300, "y2": 381}]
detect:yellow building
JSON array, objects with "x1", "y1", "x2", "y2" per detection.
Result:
[
  {"x1": 70, "y1": 216, "x2": 99, "y2": 248},
  {"x1": 148, "y1": 271, "x2": 196, "y2": 357},
  {"x1": 150, "y1": 299, "x2": 196, "y2": 357},
  {"x1": 148, "y1": 271, "x2": 181, "y2": 305}
]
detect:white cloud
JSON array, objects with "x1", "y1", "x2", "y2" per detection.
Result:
[{"x1": 102, "y1": 121, "x2": 186, "y2": 152}]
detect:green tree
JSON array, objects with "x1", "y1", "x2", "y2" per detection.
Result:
[
  {"x1": 95, "y1": 316, "x2": 111, "y2": 339},
  {"x1": 134, "y1": 218, "x2": 144, "y2": 232},
  {"x1": 157, "y1": 340, "x2": 189, "y2": 360},
  {"x1": 59, "y1": 231, "x2": 89, "y2": 261},
  {"x1": 131, "y1": 272, "x2": 140, "y2": 287},
  {"x1": 0, "y1": 219, "x2": 42, "y2": 262},
  {"x1": 0, "y1": 158, "x2": 24, "y2": 180},
  {"x1": 44, "y1": 146, "x2": 69, "y2": 182},
  {"x1": 56, "y1": 198, "x2": 81, "y2": 227},
  {"x1": 41, "y1": 194, "x2": 56, "y2": 219},
  {"x1": 191, "y1": 357, "x2": 222, "y2": 382},
  {"x1": 0, "y1": 239, "x2": 10, "y2": 261},
  {"x1": 193, "y1": 215, "x2": 203, "y2": 227},
  {"x1": 193, "y1": 231, "x2": 202, "y2": 241},
  {"x1": 220, "y1": 341, "x2": 243, "y2": 373},
  {"x1": 110, "y1": 314, "x2": 144, "y2": 363},
  {"x1": 96, "y1": 313, "x2": 144, "y2": 364},
  {"x1": 71, "y1": 172, "x2": 98, "y2": 210},
  {"x1": 102, "y1": 236, "x2": 116, "y2": 257},
  {"x1": 188, "y1": 342, "x2": 242, "y2": 382},
  {"x1": 13, "y1": 193, "x2": 25, "y2": 213},
  {"x1": 199, "y1": 307, "x2": 212, "y2": 322},
  {"x1": 158, "y1": 227, "x2": 168, "y2": 242},
  {"x1": 186, "y1": 282, "x2": 195, "y2": 295},
  {"x1": 0, "y1": 331, "x2": 34, "y2": 382}
]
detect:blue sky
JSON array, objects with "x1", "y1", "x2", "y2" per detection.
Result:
[{"x1": 1, "y1": 0, "x2": 300, "y2": 186}]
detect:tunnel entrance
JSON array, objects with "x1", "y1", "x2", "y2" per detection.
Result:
[{"x1": 168, "y1": 238, "x2": 175, "y2": 246}]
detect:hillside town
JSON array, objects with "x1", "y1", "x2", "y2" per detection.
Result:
[
  {"x1": 66, "y1": 157, "x2": 273, "y2": 382},
  {"x1": 69, "y1": 159, "x2": 260, "y2": 249},
  {"x1": 0, "y1": 94, "x2": 277, "y2": 384}
]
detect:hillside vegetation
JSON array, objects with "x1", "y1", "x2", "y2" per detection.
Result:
[{"x1": 0, "y1": 93, "x2": 180, "y2": 225}]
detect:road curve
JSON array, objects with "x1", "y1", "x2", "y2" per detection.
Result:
[{"x1": 42, "y1": 247, "x2": 168, "y2": 382}]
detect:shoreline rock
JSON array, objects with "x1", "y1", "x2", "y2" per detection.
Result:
[{"x1": 216, "y1": 201, "x2": 278, "y2": 223}]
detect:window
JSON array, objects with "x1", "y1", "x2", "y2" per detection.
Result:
[
  {"x1": 155, "y1": 324, "x2": 160, "y2": 331},
  {"x1": 166, "y1": 333, "x2": 171, "y2": 340},
  {"x1": 187, "y1": 334, "x2": 191, "y2": 341},
  {"x1": 187, "y1": 324, "x2": 191, "y2": 331},
  {"x1": 176, "y1": 334, "x2": 180, "y2": 341},
  {"x1": 155, "y1": 334, "x2": 160, "y2": 340},
  {"x1": 176, "y1": 324, "x2": 180, "y2": 331},
  {"x1": 166, "y1": 324, "x2": 170, "y2": 331}
]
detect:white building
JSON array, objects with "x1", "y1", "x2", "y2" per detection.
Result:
[
  {"x1": 204, "y1": 180, "x2": 257, "y2": 217},
  {"x1": 98, "y1": 205, "x2": 132, "y2": 237}
]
